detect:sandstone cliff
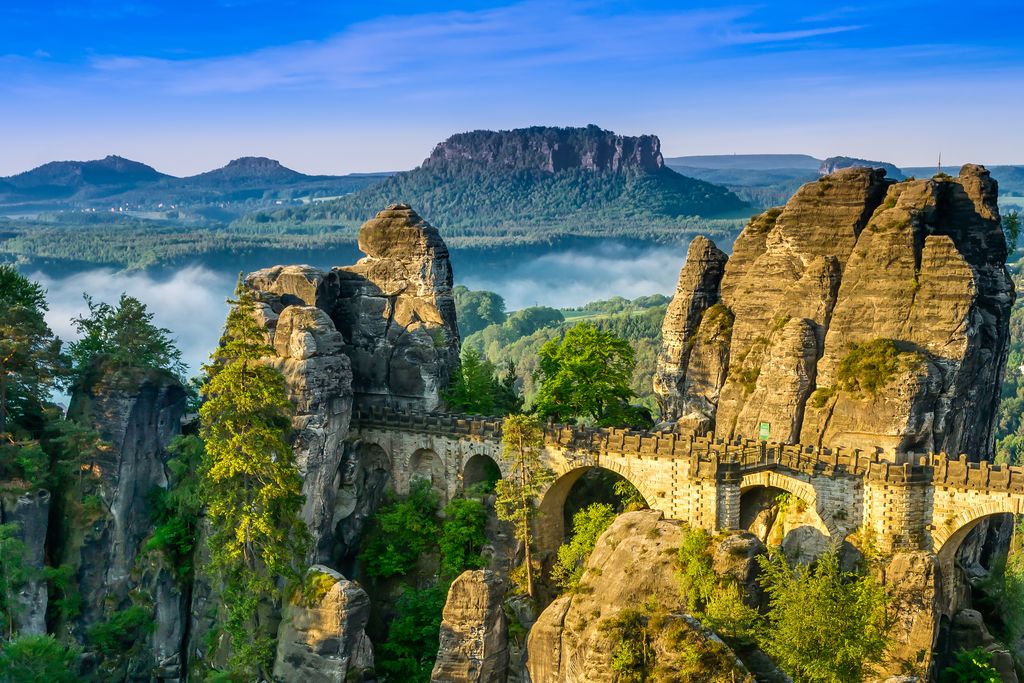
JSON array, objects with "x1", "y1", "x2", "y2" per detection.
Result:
[
  {"x1": 655, "y1": 165, "x2": 1014, "y2": 458},
  {"x1": 422, "y1": 124, "x2": 664, "y2": 174},
  {"x1": 431, "y1": 570, "x2": 509, "y2": 683}
]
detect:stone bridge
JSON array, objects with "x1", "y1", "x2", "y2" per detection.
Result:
[{"x1": 349, "y1": 408, "x2": 1024, "y2": 565}]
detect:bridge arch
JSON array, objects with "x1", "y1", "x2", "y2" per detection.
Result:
[
  {"x1": 535, "y1": 463, "x2": 654, "y2": 560},
  {"x1": 933, "y1": 502, "x2": 1021, "y2": 558},
  {"x1": 739, "y1": 470, "x2": 842, "y2": 542},
  {"x1": 409, "y1": 447, "x2": 445, "y2": 499},
  {"x1": 462, "y1": 452, "x2": 502, "y2": 491}
]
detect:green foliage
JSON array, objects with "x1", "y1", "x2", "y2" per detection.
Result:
[
  {"x1": 198, "y1": 281, "x2": 310, "y2": 678},
  {"x1": 756, "y1": 544, "x2": 891, "y2": 683},
  {"x1": 495, "y1": 414, "x2": 555, "y2": 598},
  {"x1": 613, "y1": 478, "x2": 648, "y2": 511},
  {"x1": 0, "y1": 633, "x2": 81, "y2": 683},
  {"x1": 0, "y1": 265, "x2": 64, "y2": 435},
  {"x1": 836, "y1": 338, "x2": 917, "y2": 397},
  {"x1": 453, "y1": 285, "x2": 507, "y2": 337},
  {"x1": 533, "y1": 322, "x2": 650, "y2": 427},
  {"x1": 68, "y1": 293, "x2": 185, "y2": 382},
  {"x1": 996, "y1": 278, "x2": 1024, "y2": 465},
  {"x1": 438, "y1": 496, "x2": 488, "y2": 578},
  {"x1": 604, "y1": 609, "x2": 654, "y2": 683},
  {"x1": 0, "y1": 523, "x2": 26, "y2": 638},
  {"x1": 295, "y1": 570, "x2": 338, "y2": 608},
  {"x1": 376, "y1": 583, "x2": 450, "y2": 683},
  {"x1": 359, "y1": 479, "x2": 440, "y2": 580},
  {"x1": 939, "y1": 647, "x2": 1001, "y2": 683},
  {"x1": 146, "y1": 434, "x2": 204, "y2": 583},
  {"x1": 42, "y1": 564, "x2": 80, "y2": 622},
  {"x1": 551, "y1": 502, "x2": 617, "y2": 592},
  {"x1": 86, "y1": 605, "x2": 154, "y2": 657},
  {"x1": 444, "y1": 348, "x2": 522, "y2": 416},
  {"x1": 975, "y1": 518, "x2": 1024, "y2": 644},
  {"x1": 676, "y1": 526, "x2": 716, "y2": 613},
  {"x1": 1005, "y1": 210, "x2": 1022, "y2": 251}
]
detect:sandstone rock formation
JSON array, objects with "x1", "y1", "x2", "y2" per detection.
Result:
[
  {"x1": 431, "y1": 570, "x2": 509, "y2": 683},
  {"x1": 272, "y1": 565, "x2": 374, "y2": 683},
  {"x1": 653, "y1": 236, "x2": 728, "y2": 428},
  {"x1": 422, "y1": 125, "x2": 665, "y2": 174},
  {"x1": 819, "y1": 155, "x2": 905, "y2": 180},
  {"x1": 527, "y1": 510, "x2": 757, "y2": 683},
  {"x1": 64, "y1": 369, "x2": 188, "y2": 678},
  {"x1": 246, "y1": 203, "x2": 460, "y2": 413},
  {"x1": 656, "y1": 165, "x2": 1014, "y2": 459}
]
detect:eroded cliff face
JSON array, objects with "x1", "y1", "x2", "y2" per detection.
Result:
[
  {"x1": 422, "y1": 125, "x2": 665, "y2": 174},
  {"x1": 655, "y1": 165, "x2": 1013, "y2": 458},
  {"x1": 63, "y1": 369, "x2": 188, "y2": 680}
]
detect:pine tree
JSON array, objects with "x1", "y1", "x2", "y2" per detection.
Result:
[
  {"x1": 0, "y1": 266, "x2": 63, "y2": 434},
  {"x1": 198, "y1": 281, "x2": 309, "y2": 678},
  {"x1": 494, "y1": 414, "x2": 554, "y2": 599}
]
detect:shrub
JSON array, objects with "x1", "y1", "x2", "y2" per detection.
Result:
[
  {"x1": 551, "y1": 503, "x2": 617, "y2": 592},
  {"x1": 836, "y1": 338, "x2": 918, "y2": 397},
  {"x1": 87, "y1": 605, "x2": 155, "y2": 656},
  {"x1": 375, "y1": 583, "x2": 450, "y2": 683},
  {"x1": 939, "y1": 647, "x2": 1001, "y2": 683},
  {"x1": 438, "y1": 496, "x2": 488, "y2": 578},
  {"x1": 676, "y1": 526, "x2": 716, "y2": 612},
  {"x1": 359, "y1": 479, "x2": 439, "y2": 579},
  {"x1": 0, "y1": 634, "x2": 81, "y2": 683}
]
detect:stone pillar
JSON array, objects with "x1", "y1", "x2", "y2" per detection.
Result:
[{"x1": 863, "y1": 464, "x2": 929, "y2": 552}]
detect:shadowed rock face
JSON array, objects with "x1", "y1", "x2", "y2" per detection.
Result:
[{"x1": 656, "y1": 165, "x2": 1014, "y2": 458}]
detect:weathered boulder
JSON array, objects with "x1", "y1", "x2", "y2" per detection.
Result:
[
  {"x1": 527, "y1": 510, "x2": 756, "y2": 683},
  {"x1": 272, "y1": 565, "x2": 374, "y2": 683},
  {"x1": 653, "y1": 236, "x2": 728, "y2": 424},
  {"x1": 880, "y1": 551, "x2": 939, "y2": 679},
  {"x1": 431, "y1": 570, "x2": 509, "y2": 683},
  {"x1": 0, "y1": 489, "x2": 51, "y2": 635}
]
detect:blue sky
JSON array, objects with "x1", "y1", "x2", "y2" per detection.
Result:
[{"x1": 1, "y1": 0, "x2": 1022, "y2": 176}]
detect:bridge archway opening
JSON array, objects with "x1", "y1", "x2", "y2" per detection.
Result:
[
  {"x1": 409, "y1": 448, "x2": 445, "y2": 500},
  {"x1": 739, "y1": 483, "x2": 830, "y2": 563},
  {"x1": 536, "y1": 466, "x2": 650, "y2": 561},
  {"x1": 463, "y1": 453, "x2": 501, "y2": 493}
]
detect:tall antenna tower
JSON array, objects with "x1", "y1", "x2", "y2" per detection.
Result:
[{"x1": 937, "y1": 152, "x2": 942, "y2": 175}]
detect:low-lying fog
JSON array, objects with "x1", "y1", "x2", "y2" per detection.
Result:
[{"x1": 28, "y1": 241, "x2": 692, "y2": 380}]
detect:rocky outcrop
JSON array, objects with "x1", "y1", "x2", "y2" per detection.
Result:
[
  {"x1": 431, "y1": 570, "x2": 509, "y2": 683},
  {"x1": 272, "y1": 565, "x2": 374, "y2": 683},
  {"x1": 656, "y1": 165, "x2": 1014, "y2": 459},
  {"x1": 0, "y1": 489, "x2": 51, "y2": 635},
  {"x1": 64, "y1": 369, "x2": 187, "y2": 677},
  {"x1": 422, "y1": 125, "x2": 664, "y2": 174},
  {"x1": 246, "y1": 204, "x2": 460, "y2": 413},
  {"x1": 653, "y1": 236, "x2": 728, "y2": 426},
  {"x1": 527, "y1": 510, "x2": 757, "y2": 683}
]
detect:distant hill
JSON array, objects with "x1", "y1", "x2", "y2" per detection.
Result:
[
  {"x1": 0, "y1": 156, "x2": 389, "y2": 216},
  {"x1": 664, "y1": 154, "x2": 822, "y2": 170},
  {"x1": 240, "y1": 125, "x2": 750, "y2": 244}
]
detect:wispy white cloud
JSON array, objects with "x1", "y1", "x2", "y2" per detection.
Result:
[{"x1": 85, "y1": 1, "x2": 861, "y2": 95}]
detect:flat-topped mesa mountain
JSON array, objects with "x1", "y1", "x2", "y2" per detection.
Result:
[
  {"x1": 2, "y1": 155, "x2": 169, "y2": 198},
  {"x1": 819, "y1": 155, "x2": 905, "y2": 180},
  {"x1": 422, "y1": 125, "x2": 664, "y2": 173},
  {"x1": 655, "y1": 164, "x2": 1014, "y2": 458},
  {"x1": 241, "y1": 125, "x2": 750, "y2": 240},
  {"x1": 179, "y1": 156, "x2": 310, "y2": 185}
]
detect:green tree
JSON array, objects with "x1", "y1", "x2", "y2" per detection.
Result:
[
  {"x1": 757, "y1": 545, "x2": 891, "y2": 683},
  {"x1": 0, "y1": 265, "x2": 63, "y2": 434},
  {"x1": 0, "y1": 634, "x2": 81, "y2": 683},
  {"x1": 0, "y1": 523, "x2": 26, "y2": 638},
  {"x1": 359, "y1": 479, "x2": 439, "y2": 580},
  {"x1": 453, "y1": 286, "x2": 506, "y2": 337},
  {"x1": 532, "y1": 322, "x2": 646, "y2": 427},
  {"x1": 494, "y1": 414, "x2": 554, "y2": 598},
  {"x1": 146, "y1": 435, "x2": 204, "y2": 583},
  {"x1": 1004, "y1": 209, "x2": 1021, "y2": 252},
  {"x1": 199, "y1": 282, "x2": 309, "y2": 678},
  {"x1": 375, "y1": 583, "x2": 450, "y2": 683},
  {"x1": 550, "y1": 502, "x2": 617, "y2": 592},
  {"x1": 444, "y1": 348, "x2": 522, "y2": 416},
  {"x1": 438, "y1": 496, "x2": 488, "y2": 578},
  {"x1": 69, "y1": 293, "x2": 184, "y2": 381}
]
